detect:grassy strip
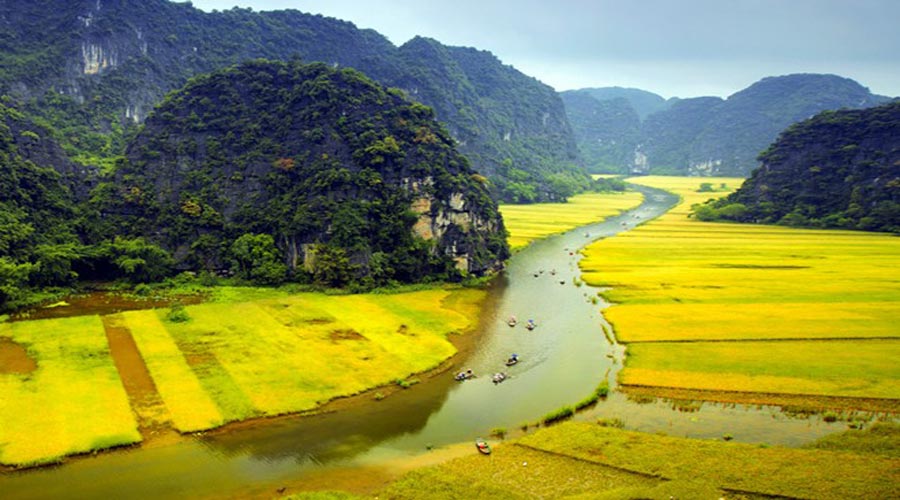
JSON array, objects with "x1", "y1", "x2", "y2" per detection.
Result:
[
  {"x1": 128, "y1": 287, "x2": 484, "y2": 431},
  {"x1": 500, "y1": 191, "x2": 643, "y2": 250},
  {"x1": 803, "y1": 421, "x2": 900, "y2": 457},
  {"x1": 517, "y1": 422, "x2": 900, "y2": 499},
  {"x1": 619, "y1": 385, "x2": 900, "y2": 414},
  {"x1": 376, "y1": 442, "x2": 661, "y2": 499},
  {"x1": 0, "y1": 316, "x2": 140, "y2": 466}
]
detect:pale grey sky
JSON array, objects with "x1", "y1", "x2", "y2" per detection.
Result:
[{"x1": 188, "y1": 0, "x2": 900, "y2": 99}]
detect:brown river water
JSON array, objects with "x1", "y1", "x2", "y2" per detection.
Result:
[{"x1": 0, "y1": 187, "x2": 863, "y2": 499}]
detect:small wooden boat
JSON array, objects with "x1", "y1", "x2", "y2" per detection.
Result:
[
  {"x1": 454, "y1": 370, "x2": 474, "y2": 381},
  {"x1": 492, "y1": 372, "x2": 508, "y2": 384},
  {"x1": 507, "y1": 316, "x2": 518, "y2": 327},
  {"x1": 476, "y1": 438, "x2": 491, "y2": 454},
  {"x1": 505, "y1": 355, "x2": 519, "y2": 366},
  {"x1": 525, "y1": 321, "x2": 536, "y2": 330}
]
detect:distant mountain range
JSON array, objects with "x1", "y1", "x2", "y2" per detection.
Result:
[
  {"x1": 0, "y1": 0, "x2": 584, "y2": 202},
  {"x1": 0, "y1": 0, "x2": 893, "y2": 191},
  {"x1": 563, "y1": 74, "x2": 893, "y2": 176}
]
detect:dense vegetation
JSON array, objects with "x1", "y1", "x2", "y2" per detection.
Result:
[
  {"x1": 697, "y1": 100, "x2": 900, "y2": 232},
  {"x1": 0, "y1": 60, "x2": 510, "y2": 312},
  {"x1": 559, "y1": 92, "x2": 641, "y2": 174},
  {"x1": 564, "y1": 74, "x2": 891, "y2": 175},
  {"x1": 0, "y1": 0, "x2": 587, "y2": 201},
  {"x1": 0, "y1": 103, "x2": 170, "y2": 310},
  {"x1": 100, "y1": 59, "x2": 508, "y2": 286}
]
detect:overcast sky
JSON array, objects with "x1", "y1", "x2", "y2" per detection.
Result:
[{"x1": 189, "y1": 0, "x2": 900, "y2": 99}]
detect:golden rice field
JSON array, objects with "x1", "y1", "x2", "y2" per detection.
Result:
[
  {"x1": 124, "y1": 287, "x2": 485, "y2": 432},
  {"x1": 580, "y1": 176, "x2": 900, "y2": 403},
  {"x1": 0, "y1": 287, "x2": 484, "y2": 465},
  {"x1": 500, "y1": 190, "x2": 643, "y2": 250},
  {"x1": 0, "y1": 316, "x2": 141, "y2": 466}
]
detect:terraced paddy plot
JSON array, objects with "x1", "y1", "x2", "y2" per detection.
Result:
[
  {"x1": 500, "y1": 190, "x2": 643, "y2": 250},
  {"x1": 623, "y1": 339, "x2": 900, "y2": 399},
  {"x1": 124, "y1": 287, "x2": 485, "y2": 432},
  {"x1": 0, "y1": 316, "x2": 140, "y2": 466},
  {"x1": 580, "y1": 176, "x2": 900, "y2": 403}
]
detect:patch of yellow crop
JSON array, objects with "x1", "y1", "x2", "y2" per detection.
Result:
[
  {"x1": 129, "y1": 288, "x2": 485, "y2": 430},
  {"x1": 581, "y1": 176, "x2": 900, "y2": 401},
  {"x1": 623, "y1": 340, "x2": 900, "y2": 398},
  {"x1": 0, "y1": 316, "x2": 140, "y2": 466},
  {"x1": 607, "y1": 302, "x2": 899, "y2": 342},
  {"x1": 123, "y1": 310, "x2": 224, "y2": 432},
  {"x1": 501, "y1": 191, "x2": 643, "y2": 250}
]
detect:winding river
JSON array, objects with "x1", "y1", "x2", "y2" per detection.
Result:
[{"x1": 1, "y1": 186, "x2": 847, "y2": 498}]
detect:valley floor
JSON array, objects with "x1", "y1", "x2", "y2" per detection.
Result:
[{"x1": 579, "y1": 176, "x2": 900, "y2": 411}]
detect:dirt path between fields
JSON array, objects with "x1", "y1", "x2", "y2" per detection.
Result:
[
  {"x1": 102, "y1": 315, "x2": 178, "y2": 443},
  {"x1": 0, "y1": 337, "x2": 37, "y2": 374}
]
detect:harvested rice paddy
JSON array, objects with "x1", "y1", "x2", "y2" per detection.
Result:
[
  {"x1": 580, "y1": 176, "x2": 900, "y2": 404},
  {"x1": 500, "y1": 190, "x2": 643, "y2": 250}
]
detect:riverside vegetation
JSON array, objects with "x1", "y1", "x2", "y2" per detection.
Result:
[{"x1": 369, "y1": 421, "x2": 899, "y2": 500}]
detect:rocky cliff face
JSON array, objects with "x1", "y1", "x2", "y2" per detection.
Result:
[
  {"x1": 103, "y1": 60, "x2": 508, "y2": 281},
  {"x1": 1, "y1": 0, "x2": 585, "y2": 201}
]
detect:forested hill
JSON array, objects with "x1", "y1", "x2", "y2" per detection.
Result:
[
  {"x1": 564, "y1": 74, "x2": 891, "y2": 175},
  {"x1": 697, "y1": 100, "x2": 900, "y2": 233},
  {"x1": 101, "y1": 60, "x2": 508, "y2": 284},
  {"x1": 559, "y1": 91, "x2": 641, "y2": 173},
  {"x1": 0, "y1": 0, "x2": 586, "y2": 201}
]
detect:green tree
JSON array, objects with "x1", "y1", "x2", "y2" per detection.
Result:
[
  {"x1": 310, "y1": 244, "x2": 355, "y2": 287},
  {"x1": 230, "y1": 233, "x2": 287, "y2": 285},
  {"x1": 0, "y1": 258, "x2": 34, "y2": 310},
  {"x1": 105, "y1": 237, "x2": 174, "y2": 283}
]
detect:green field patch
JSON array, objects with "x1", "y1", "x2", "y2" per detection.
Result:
[
  {"x1": 378, "y1": 440, "x2": 660, "y2": 499},
  {"x1": 516, "y1": 422, "x2": 899, "y2": 499},
  {"x1": 500, "y1": 191, "x2": 643, "y2": 250},
  {"x1": 0, "y1": 316, "x2": 140, "y2": 466}
]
